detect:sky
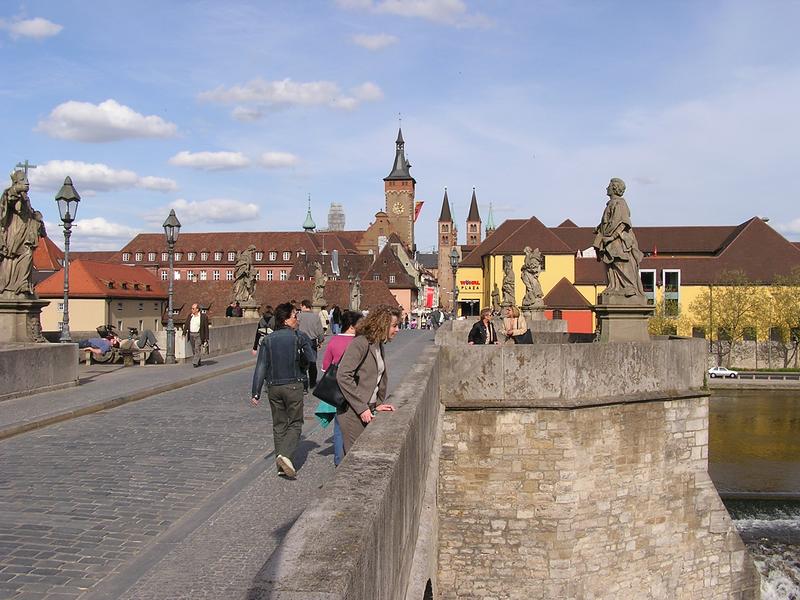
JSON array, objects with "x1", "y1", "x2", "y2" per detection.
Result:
[{"x1": 2, "y1": 0, "x2": 799, "y2": 252}]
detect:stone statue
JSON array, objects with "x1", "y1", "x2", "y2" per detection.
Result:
[
  {"x1": 501, "y1": 255, "x2": 514, "y2": 307},
  {"x1": 349, "y1": 277, "x2": 361, "y2": 312},
  {"x1": 592, "y1": 178, "x2": 645, "y2": 302},
  {"x1": 491, "y1": 282, "x2": 501, "y2": 315},
  {"x1": 233, "y1": 245, "x2": 257, "y2": 303},
  {"x1": 521, "y1": 246, "x2": 544, "y2": 309},
  {"x1": 312, "y1": 261, "x2": 327, "y2": 306},
  {"x1": 0, "y1": 171, "x2": 45, "y2": 298}
]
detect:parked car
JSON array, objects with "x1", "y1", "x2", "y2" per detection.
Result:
[{"x1": 708, "y1": 366, "x2": 738, "y2": 378}]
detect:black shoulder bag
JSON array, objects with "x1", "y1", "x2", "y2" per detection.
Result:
[{"x1": 313, "y1": 343, "x2": 369, "y2": 410}]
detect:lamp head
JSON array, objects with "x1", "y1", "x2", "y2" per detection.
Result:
[
  {"x1": 55, "y1": 176, "x2": 81, "y2": 224},
  {"x1": 162, "y1": 209, "x2": 181, "y2": 244}
]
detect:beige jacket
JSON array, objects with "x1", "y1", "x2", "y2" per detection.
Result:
[
  {"x1": 336, "y1": 335, "x2": 387, "y2": 416},
  {"x1": 502, "y1": 314, "x2": 528, "y2": 338}
]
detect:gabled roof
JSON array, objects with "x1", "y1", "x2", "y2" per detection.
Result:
[
  {"x1": 33, "y1": 236, "x2": 64, "y2": 271},
  {"x1": 543, "y1": 277, "x2": 592, "y2": 309},
  {"x1": 70, "y1": 251, "x2": 117, "y2": 262},
  {"x1": 289, "y1": 253, "x2": 373, "y2": 280},
  {"x1": 366, "y1": 243, "x2": 417, "y2": 288},
  {"x1": 491, "y1": 216, "x2": 574, "y2": 255},
  {"x1": 416, "y1": 252, "x2": 438, "y2": 269},
  {"x1": 466, "y1": 189, "x2": 481, "y2": 222},
  {"x1": 36, "y1": 260, "x2": 167, "y2": 299},
  {"x1": 556, "y1": 219, "x2": 577, "y2": 228},
  {"x1": 459, "y1": 219, "x2": 526, "y2": 267}
]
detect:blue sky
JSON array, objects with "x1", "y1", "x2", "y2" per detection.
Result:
[{"x1": 2, "y1": 0, "x2": 799, "y2": 251}]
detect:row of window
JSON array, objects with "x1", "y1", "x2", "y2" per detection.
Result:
[
  {"x1": 124, "y1": 250, "x2": 297, "y2": 263},
  {"x1": 640, "y1": 269, "x2": 681, "y2": 316},
  {"x1": 160, "y1": 269, "x2": 289, "y2": 282}
]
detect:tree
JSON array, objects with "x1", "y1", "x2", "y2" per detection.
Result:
[
  {"x1": 648, "y1": 302, "x2": 690, "y2": 336},
  {"x1": 764, "y1": 268, "x2": 800, "y2": 367},
  {"x1": 689, "y1": 270, "x2": 762, "y2": 367}
]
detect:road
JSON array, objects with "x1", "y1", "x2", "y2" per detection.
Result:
[{"x1": 0, "y1": 329, "x2": 434, "y2": 600}]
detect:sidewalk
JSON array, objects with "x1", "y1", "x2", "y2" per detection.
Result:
[{"x1": 0, "y1": 349, "x2": 256, "y2": 441}]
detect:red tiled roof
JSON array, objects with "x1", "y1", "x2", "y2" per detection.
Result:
[
  {"x1": 491, "y1": 217, "x2": 574, "y2": 255},
  {"x1": 70, "y1": 251, "x2": 116, "y2": 262},
  {"x1": 551, "y1": 224, "x2": 740, "y2": 255},
  {"x1": 36, "y1": 260, "x2": 167, "y2": 298},
  {"x1": 543, "y1": 277, "x2": 592, "y2": 309},
  {"x1": 289, "y1": 253, "x2": 373, "y2": 280},
  {"x1": 556, "y1": 219, "x2": 577, "y2": 227},
  {"x1": 366, "y1": 244, "x2": 417, "y2": 289},
  {"x1": 459, "y1": 219, "x2": 527, "y2": 267},
  {"x1": 33, "y1": 236, "x2": 64, "y2": 271}
]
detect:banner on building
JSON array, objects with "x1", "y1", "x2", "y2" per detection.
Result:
[
  {"x1": 424, "y1": 286, "x2": 435, "y2": 308},
  {"x1": 414, "y1": 201, "x2": 424, "y2": 222}
]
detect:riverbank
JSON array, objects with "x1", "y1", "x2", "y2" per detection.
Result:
[{"x1": 709, "y1": 378, "x2": 800, "y2": 390}]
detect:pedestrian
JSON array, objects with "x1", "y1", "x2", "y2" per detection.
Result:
[
  {"x1": 297, "y1": 299, "x2": 324, "y2": 389},
  {"x1": 187, "y1": 303, "x2": 209, "y2": 367},
  {"x1": 250, "y1": 302, "x2": 316, "y2": 479},
  {"x1": 225, "y1": 301, "x2": 235, "y2": 317},
  {"x1": 252, "y1": 308, "x2": 274, "y2": 355},
  {"x1": 336, "y1": 305, "x2": 400, "y2": 456},
  {"x1": 330, "y1": 304, "x2": 342, "y2": 335},
  {"x1": 319, "y1": 304, "x2": 330, "y2": 335},
  {"x1": 315, "y1": 309, "x2": 363, "y2": 466},
  {"x1": 403, "y1": 314, "x2": 409, "y2": 329},
  {"x1": 431, "y1": 306, "x2": 444, "y2": 330},
  {"x1": 468, "y1": 308, "x2": 500, "y2": 345},
  {"x1": 502, "y1": 305, "x2": 528, "y2": 345},
  {"x1": 233, "y1": 301, "x2": 243, "y2": 317}
]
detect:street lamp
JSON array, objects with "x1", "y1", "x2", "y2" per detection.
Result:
[
  {"x1": 162, "y1": 209, "x2": 181, "y2": 364},
  {"x1": 449, "y1": 247, "x2": 459, "y2": 319},
  {"x1": 55, "y1": 177, "x2": 80, "y2": 343}
]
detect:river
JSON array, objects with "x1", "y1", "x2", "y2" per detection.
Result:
[{"x1": 710, "y1": 389, "x2": 800, "y2": 599}]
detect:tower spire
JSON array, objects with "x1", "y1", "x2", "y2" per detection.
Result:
[
  {"x1": 384, "y1": 127, "x2": 415, "y2": 182},
  {"x1": 485, "y1": 202, "x2": 496, "y2": 237},
  {"x1": 438, "y1": 187, "x2": 453, "y2": 222},
  {"x1": 303, "y1": 193, "x2": 316, "y2": 232}
]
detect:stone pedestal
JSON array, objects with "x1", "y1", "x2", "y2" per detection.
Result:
[
  {"x1": 594, "y1": 300, "x2": 653, "y2": 343},
  {"x1": 521, "y1": 306, "x2": 545, "y2": 323},
  {"x1": 0, "y1": 298, "x2": 49, "y2": 343},
  {"x1": 240, "y1": 300, "x2": 261, "y2": 320},
  {"x1": 312, "y1": 301, "x2": 326, "y2": 314}
]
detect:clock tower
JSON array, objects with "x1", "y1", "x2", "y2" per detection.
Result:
[{"x1": 383, "y1": 128, "x2": 416, "y2": 250}]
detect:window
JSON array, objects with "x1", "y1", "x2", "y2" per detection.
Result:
[
  {"x1": 122, "y1": 253, "x2": 130, "y2": 262},
  {"x1": 442, "y1": 224, "x2": 449, "y2": 232},
  {"x1": 663, "y1": 270, "x2": 680, "y2": 316},
  {"x1": 228, "y1": 251, "x2": 236, "y2": 262},
  {"x1": 214, "y1": 251, "x2": 222, "y2": 261},
  {"x1": 297, "y1": 275, "x2": 305, "y2": 281},
  {"x1": 162, "y1": 252, "x2": 169, "y2": 261},
  {"x1": 255, "y1": 271, "x2": 261, "y2": 281},
  {"x1": 280, "y1": 270, "x2": 287, "y2": 281},
  {"x1": 282, "y1": 251, "x2": 291, "y2": 261},
  {"x1": 175, "y1": 252, "x2": 183, "y2": 261},
  {"x1": 199, "y1": 270, "x2": 207, "y2": 281},
  {"x1": 213, "y1": 270, "x2": 220, "y2": 281},
  {"x1": 57, "y1": 302, "x2": 64, "y2": 311},
  {"x1": 187, "y1": 270, "x2": 194, "y2": 281},
  {"x1": 553, "y1": 309, "x2": 563, "y2": 320},
  {"x1": 201, "y1": 252, "x2": 209, "y2": 261},
  {"x1": 692, "y1": 327, "x2": 706, "y2": 339},
  {"x1": 373, "y1": 274, "x2": 381, "y2": 280},
  {"x1": 469, "y1": 224, "x2": 477, "y2": 232},
  {"x1": 269, "y1": 251, "x2": 277, "y2": 261},
  {"x1": 138, "y1": 302, "x2": 144, "y2": 312},
  {"x1": 226, "y1": 270, "x2": 233, "y2": 281},
  {"x1": 742, "y1": 327, "x2": 756, "y2": 341},
  {"x1": 389, "y1": 275, "x2": 396, "y2": 283},
  {"x1": 188, "y1": 252, "x2": 196, "y2": 261},
  {"x1": 161, "y1": 271, "x2": 168, "y2": 281},
  {"x1": 174, "y1": 271, "x2": 181, "y2": 280},
  {"x1": 255, "y1": 251, "x2": 263, "y2": 261},
  {"x1": 267, "y1": 270, "x2": 273, "y2": 281},
  {"x1": 148, "y1": 252, "x2": 156, "y2": 261},
  {"x1": 135, "y1": 252, "x2": 143, "y2": 261},
  {"x1": 640, "y1": 270, "x2": 656, "y2": 305}
]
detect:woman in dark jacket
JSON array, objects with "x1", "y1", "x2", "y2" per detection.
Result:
[
  {"x1": 335, "y1": 304, "x2": 401, "y2": 455},
  {"x1": 468, "y1": 308, "x2": 500, "y2": 345}
]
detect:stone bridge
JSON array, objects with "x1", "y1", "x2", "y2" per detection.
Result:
[{"x1": 256, "y1": 321, "x2": 761, "y2": 599}]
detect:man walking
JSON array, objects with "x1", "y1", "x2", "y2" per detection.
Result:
[
  {"x1": 250, "y1": 303, "x2": 316, "y2": 478},
  {"x1": 297, "y1": 299, "x2": 324, "y2": 388},
  {"x1": 188, "y1": 303, "x2": 209, "y2": 367}
]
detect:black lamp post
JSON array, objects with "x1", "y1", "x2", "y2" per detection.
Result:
[
  {"x1": 55, "y1": 177, "x2": 80, "y2": 343},
  {"x1": 162, "y1": 209, "x2": 181, "y2": 364},
  {"x1": 449, "y1": 247, "x2": 459, "y2": 319}
]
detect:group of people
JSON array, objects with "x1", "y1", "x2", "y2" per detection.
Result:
[
  {"x1": 225, "y1": 301, "x2": 244, "y2": 317},
  {"x1": 468, "y1": 305, "x2": 530, "y2": 345},
  {"x1": 250, "y1": 300, "x2": 401, "y2": 479}
]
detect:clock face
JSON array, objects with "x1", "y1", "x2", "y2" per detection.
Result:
[{"x1": 392, "y1": 201, "x2": 405, "y2": 215}]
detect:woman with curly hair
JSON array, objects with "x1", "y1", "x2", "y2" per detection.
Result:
[{"x1": 335, "y1": 304, "x2": 401, "y2": 455}]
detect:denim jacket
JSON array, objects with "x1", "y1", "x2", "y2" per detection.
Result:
[{"x1": 251, "y1": 327, "x2": 317, "y2": 399}]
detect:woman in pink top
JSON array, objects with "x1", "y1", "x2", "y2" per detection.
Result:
[{"x1": 321, "y1": 310, "x2": 362, "y2": 465}]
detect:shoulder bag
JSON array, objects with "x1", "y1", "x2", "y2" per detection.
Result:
[
  {"x1": 313, "y1": 343, "x2": 369, "y2": 410},
  {"x1": 510, "y1": 317, "x2": 533, "y2": 344}
]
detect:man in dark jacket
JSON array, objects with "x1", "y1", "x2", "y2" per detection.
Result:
[
  {"x1": 250, "y1": 302, "x2": 316, "y2": 478},
  {"x1": 468, "y1": 308, "x2": 499, "y2": 345},
  {"x1": 187, "y1": 303, "x2": 210, "y2": 367},
  {"x1": 296, "y1": 299, "x2": 324, "y2": 389}
]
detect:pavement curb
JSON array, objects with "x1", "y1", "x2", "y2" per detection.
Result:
[{"x1": 0, "y1": 360, "x2": 253, "y2": 442}]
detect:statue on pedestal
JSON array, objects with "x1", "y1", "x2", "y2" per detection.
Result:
[
  {"x1": 233, "y1": 245, "x2": 257, "y2": 303},
  {"x1": 521, "y1": 246, "x2": 544, "y2": 310},
  {"x1": 349, "y1": 277, "x2": 361, "y2": 312},
  {"x1": 0, "y1": 171, "x2": 46, "y2": 298},
  {"x1": 501, "y1": 255, "x2": 514, "y2": 307},
  {"x1": 491, "y1": 282, "x2": 501, "y2": 315},
  {"x1": 592, "y1": 178, "x2": 645, "y2": 303},
  {"x1": 312, "y1": 261, "x2": 327, "y2": 307}
]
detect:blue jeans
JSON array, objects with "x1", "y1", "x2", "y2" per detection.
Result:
[
  {"x1": 331, "y1": 323, "x2": 341, "y2": 335},
  {"x1": 333, "y1": 418, "x2": 344, "y2": 466}
]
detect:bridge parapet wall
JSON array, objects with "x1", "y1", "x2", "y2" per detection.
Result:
[{"x1": 437, "y1": 338, "x2": 761, "y2": 599}]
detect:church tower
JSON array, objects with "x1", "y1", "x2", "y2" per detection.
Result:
[
  {"x1": 437, "y1": 188, "x2": 456, "y2": 310},
  {"x1": 383, "y1": 128, "x2": 416, "y2": 250},
  {"x1": 465, "y1": 187, "x2": 482, "y2": 246},
  {"x1": 485, "y1": 202, "x2": 496, "y2": 238}
]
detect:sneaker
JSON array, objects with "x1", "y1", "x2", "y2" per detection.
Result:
[{"x1": 276, "y1": 455, "x2": 296, "y2": 478}]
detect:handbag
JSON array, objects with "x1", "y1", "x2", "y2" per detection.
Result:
[
  {"x1": 312, "y1": 344, "x2": 370, "y2": 410},
  {"x1": 512, "y1": 329, "x2": 533, "y2": 344}
]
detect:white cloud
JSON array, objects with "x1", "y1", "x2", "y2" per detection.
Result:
[
  {"x1": 1, "y1": 17, "x2": 62, "y2": 39},
  {"x1": 259, "y1": 152, "x2": 299, "y2": 169},
  {"x1": 351, "y1": 33, "x2": 398, "y2": 50},
  {"x1": 231, "y1": 106, "x2": 264, "y2": 122},
  {"x1": 777, "y1": 219, "x2": 800, "y2": 235},
  {"x1": 161, "y1": 198, "x2": 260, "y2": 224},
  {"x1": 336, "y1": 0, "x2": 491, "y2": 27},
  {"x1": 29, "y1": 160, "x2": 177, "y2": 194},
  {"x1": 199, "y1": 78, "x2": 383, "y2": 111},
  {"x1": 74, "y1": 217, "x2": 140, "y2": 239},
  {"x1": 36, "y1": 99, "x2": 178, "y2": 142},
  {"x1": 169, "y1": 150, "x2": 251, "y2": 171}
]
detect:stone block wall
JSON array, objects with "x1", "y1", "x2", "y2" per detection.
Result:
[
  {"x1": 0, "y1": 343, "x2": 78, "y2": 401},
  {"x1": 437, "y1": 340, "x2": 760, "y2": 599}
]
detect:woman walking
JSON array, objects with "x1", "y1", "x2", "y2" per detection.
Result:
[{"x1": 336, "y1": 305, "x2": 401, "y2": 455}]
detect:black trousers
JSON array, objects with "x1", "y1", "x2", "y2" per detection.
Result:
[{"x1": 307, "y1": 362, "x2": 318, "y2": 387}]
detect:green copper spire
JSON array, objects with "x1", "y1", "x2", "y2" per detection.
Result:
[
  {"x1": 303, "y1": 194, "x2": 316, "y2": 231},
  {"x1": 485, "y1": 202, "x2": 496, "y2": 237}
]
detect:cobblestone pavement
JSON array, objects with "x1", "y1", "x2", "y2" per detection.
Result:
[{"x1": 0, "y1": 330, "x2": 433, "y2": 599}]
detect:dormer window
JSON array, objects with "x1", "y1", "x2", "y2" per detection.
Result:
[
  {"x1": 269, "y1": 251, "x2": 277, "y2": 261},
  {"x1": 200, "y1": 252, "x2": 209, "y2": 261},
  {"x1": 282, "y1": 251, "x2": 291, "y2": 261},
  {"x1": 161, "y1": 252, "x2": 169, "y2": 261},
  {"x1": 255, "y1": 251, "x2": 263, "y2": 261},
  {"x1": 122, "y1": 282, "x2": 129, "y2": 289},
  {"x1": 175, "y1": 252, "x2": 183, "y2": 261},
  {"x1": 228, "y1": 251, "x2": 236, "y2": 262},
  {"x1": 188, "y1": 252, "x2": 196, "y2": 261},
  {"x1": 134, "y1": 252, "x2": 143, "y2": 261},
  {"x1": 214, "y1": 251, "x2": 222, "y2": 261},
  {"x1": 148, "y1": 252, "x2": 156, "y2": 261},
  {"x1": 122, "y1": 253, "x2": 131, "y2": 262}
]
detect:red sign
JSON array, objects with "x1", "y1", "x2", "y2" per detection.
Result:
[
  {"x1": 424, "y1": 286, "x2": 434, "y2": 308},
  {"x1": 414, "y1": 201, "x2": 424, "y2": 222}
]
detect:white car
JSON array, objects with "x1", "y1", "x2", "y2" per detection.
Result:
[{"x1": 708, "y1": 366, "x2": 738, "y2": 379}]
